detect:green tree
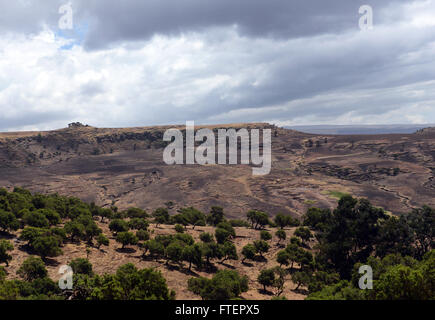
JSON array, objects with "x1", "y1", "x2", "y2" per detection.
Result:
[
  {"x1": 116, "y1": 232, "x2": 138, "y2": 249},
  {"x1": 241, "y1": 244, "x2": 257, "y2": 263},
  {"x1": 182, "y1": 243, "x2": 203, "y2": 270},
  {"x1": 109, "y1": 219, "x2": 129, "y2": 235},
  {"x1": 69, "y1": 258, "x2": 93, "y2": 276},
  {"x1": 0, "y1": 240, "x2": 14, "y2": 266},
  {"x1": 188, "y1": 269, "x2": 248, "y2": 300},
  {"x1": 206, "y1": 206, "x2": 225, "y2": 226},
  {"x1": 276, "y1": 229, "x2": 286, "y2": 243},
  {"x1": 0, "y1": 210, "x2": 19, "y2": 234},
  {"x1": 96, "y1": 233, "x2": 109, "y2": 249},
  {"x1": 199, "y1": 232, "x2": 214, "y2": 243},
  {"x1": 64, "y1": 220, "x2": 85, "y2": 242},
  {"x1": 215, "y1": 227, "x2": 232, "y2": 244},
  {"x1": 254, "y1": 240, "x2": 270, "y2": 257},
  {"x1": 179, "y1": 207, "x2": 206, "y2": 229},
  {"x1": 220, "y1": 241, "x2": 238, "y2": 263},
  {"x1": 145, "y1": 239, "x2": 165, "y2": 260},
  {"x1": 174, "y1": 224, "x2": 184, "y2": 233},
  {"x1": 260, "y1": 230, "x2": 272, "y2": 241},
  {"x1": 292, "y1": 271, "x2": 312, "y2": 290},
  {"x1": 136, "y1": 230, "x2": 150, "y2": 241},
  {"x1": 23, "y1": 210, "x2": 50, "y2": 228},
  {"x1": 276, "y1": 250, "x2": 291, "y2": 267},
  {"x1": 258, "y1": 269, "x2": 275, "y2": 291},
  {"x1": 17, "y1": 256, "x2": 48, "y2": 281},
  {"x1": 152, "y1": 208, "x2": 170, "y2": 227},
  {"x1": 294, "y1": 227, "x2": 313, "y2": 245},
  {"x1": 247, "y1": 210, "x2": 269, "y2": 229},
  {"x1": 165, "y1": 241, "x2": 184, "y2": 265},
  {"x1": 32, "y1": 236, "x2": 62, "y2": 259},
  {"x1": 128, "y1": 218, "x2": 149, "y2": 231}
]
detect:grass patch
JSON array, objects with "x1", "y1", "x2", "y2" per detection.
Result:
[
  {"x1": 304, "y1": 199, "x2": 317, "y2": 205},
  {"x1": 324, "y1": 190, "x2": 351, "y2": 200}
]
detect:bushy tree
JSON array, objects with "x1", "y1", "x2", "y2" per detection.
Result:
[
  {"x1": 274, "y1": 213, "x2": 299, "y2": 229},
  {"x1": 215, "y1": 227, "x2": 232, "y2": 244},
  {"x1": 32, "y1": 236, "x2": 62, "y2": 259},
  {"x1": 165, "y1": 241, "x2": 184, "y2": 265},
  {"x1": 152, "y1": 208, "x2": 170, "y2": 227},
  {"x1": 136, "y1": 230, "x2": 150, "y2": 241},
  {"x1": 38, "y1": 209, "x2": 61, "y2": 226},
  {"x1": 64, "y1": 220, "x2": 85, "y2": 242},
  {"x1": 201, "y1": 241, "x2": 221, "y2": 264},
  {"x1": 0, "y1": 240, "x2": 14, "y2": 266},
  {"x1": 69, "y1": 258, "x2": 93, "y2": 276},
  {"x1": 116, "y1": 232, "x2": 138, "y2": 249},
  {"x1": 125, "y1": 207, "x2": 148, "y2": 219},
  {"x1": 260, "y1": 230, "x2": 272, "y2": 241},
  {"x1": 276, "y1": 229, "x2": 286, "y2": 243},
  {"x1": 109, "y1": 219, "x2": 129, "y2": 235},
  {"x1": 96, "y1": 233, "x2": 109, "y2": 249},
  {"x1": 294, "y1": 227, "x2": 313, "y2": 245},
  {"x1": 128, "y1": 218, "x2": 149, "y2": 231},
  {"x1": 241, "y1": 244, "x2": 257, "y2": 263},
  {"x1": 253, "y1": 240, "x2": 270, "y2": 257},
  {"x1": 144, "y1": 239, "x2": 165, "y2": 260},
  {"x1": 188, "y1": 269, "x2": 248, "y2": 300},
  {"x1": 247, "y1": 210, "x2": 269, "y2": 229},
  {"x1": 0, "y1": 210, "x2": 19, "y2": 234},
  {"x1": 303, "y1": 207, "x2": 332, "y2": 231},
  {"x1": 277, "y1": 250, "x2": 291, "y2": 267},
  {"x1": 258, "y1": 269, "x2": 275, "y2": 291},
  {"x1": 179, "y1": 207, "x2": 206, "y2": 229},
  {"x1": 182, "y1": 243, "x2": 203, "y2": 270},
  {"x1": 17, "y1": 256, "x2": 47, "y2": 281},
  {"x1": 174, "y1": 224, "x2": 184, "y2": 233},
  {"x1": 23, "y1": 211, "x2": 50, "y2": 228},
  {"x1": 199, "y1": 232, "x2": 214, "y2": 243},
  {"x1": 206, "y1": 206, "x2": 225, "y2": 226},
  {"x1": 219, "y1": 241, "x2": 238, "y2": 263}
]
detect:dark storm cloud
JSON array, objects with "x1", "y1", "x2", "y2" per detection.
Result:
[{"x1": 78, "y1": 0, "x2": 408, "y2": 49}]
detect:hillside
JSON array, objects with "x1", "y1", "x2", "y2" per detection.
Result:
[{"x1": 0, "y1": 123, "x2": 434, "y2": 218}]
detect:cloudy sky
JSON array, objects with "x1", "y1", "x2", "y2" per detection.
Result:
[{"x1": 0, "y1": 0, "x2": 434, "y2": 131}]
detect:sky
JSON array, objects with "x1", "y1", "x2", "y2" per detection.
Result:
[{"x1": 0, "y1": 0, "x2": 434, "y2": 131}]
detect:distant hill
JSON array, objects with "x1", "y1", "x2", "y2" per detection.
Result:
[
  {"x1": 286, "y1": 124, "x2": 435, "y2": 135},
  {"x1": 0, "y1": 123, "x2": 434, "y2": 217}
]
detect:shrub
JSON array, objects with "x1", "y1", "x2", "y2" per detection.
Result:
[
  {"x1": 96, "y1": 233, "x2": 109, "y2": 249},
  {"x1": 136, "y1": 230, "x2": 150, "y2": 241},
  {"x1": 69, "y1": 258, "x2": 93, "y2": 276},
  {"x1": 260, "y1": 230, "x2": 272, "y2": 241},
  {"x1": 188, "y1": 269, "x2": 248, "y2": 300},
  {"x1": 116, "y1": 232, "x2": 138, "y2": 249},
  {"x1": 109, "y1": 219, "x2": 129, "y2": 234},
  {"x1": 199, "y1": 232, "x2": 214, "y2": 243},
  {"x1": 0, "y1": 240, "x2": 14, "y2": 266},
  {"x1": 258, "y1": 269, "x2": 275, "y2": 291},
  {"x1": 276, "y1": 229, "x2": 286, "y2": 243},
  {"x1": 241, "y1": 244, "x2": 257, "y2": 263},
  {"x1": 174, "y1": 224, "x2": 184, "y2": 233},
  {"x1": 17, "y1": 256, "x2": 48, "y2": 281},
  {"x1": 23, "y1": 211, "x2": 50, "y2": 228}
]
